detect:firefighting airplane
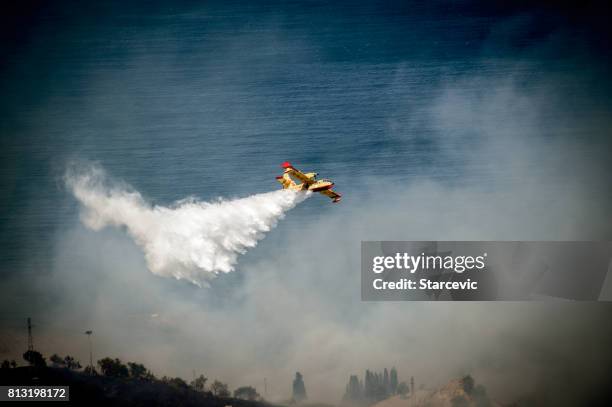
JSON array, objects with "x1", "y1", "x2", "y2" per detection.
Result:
[{"x1": 276, "y1": 161, "x2": 342, "y2": 203}]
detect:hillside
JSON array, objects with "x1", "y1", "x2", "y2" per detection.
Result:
[
  {"x1": 0, "y1": 367, "x2": 280, "y2": 407},
  {"x1": 371, "y1": 377, "x2": 500, "y2": 407}
]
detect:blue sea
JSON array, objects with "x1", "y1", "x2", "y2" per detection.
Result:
[{"x1": 1, "y1": 0, "x2": 611, "y2": 278}]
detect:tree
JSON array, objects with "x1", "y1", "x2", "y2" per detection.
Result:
[
  {"x1": 343, "y1": 375, "x2": 363, "y2": 401},
  {"x1": 49, "y1": 354, "x2": 80, "y2": 370},
  {"x1": 49, "y1": 354, "x2": 65, "y2": 368},
  {"x1": 97, "y1": 358, "x2": 129, "y2": 378},
  {"x1": 234, "y1": 386, "x2": 260, "y2": 401},
  {"x1": 10, "y1": 360, "x2": 17, "y2": 368},
  {"x1": 383, "y1": 368, "x2": 389, "y2": 393},
  {"x1": 210, "y1": 380, "x2": 230, "y2": 397},
  {"x1": 397, "y1": 382, "x2": 409, "y2": 398},
  {"x1": 64, "y1": 356, "x2": 81, "y2": 370},
  {"x1": 83, "y1": 365, "x2": 97, "y2": 375},
  {"x1": 292, "y1": 372, "x2": 307, "y2": 402},
  {"x1": 128, "y1": 362, "x2": 154, "y2": 380},
  {"x1": 364, "y1": 370, "x2": 373, "y2": 399},
  {"x1": 389, "y1": 368, "x2": 398, "y2": 394},
  {"x1": 190, "y1": 374, "x2": 208, "y2": 392},
  {"x1": 162, "y1": 376, "x2": 190, "y2": 389},
  {"x1": 461, "y1": 375, "x2": 474, "y2": 395},
  {"x1": 23, "y1": 350, "x2": 46, "y2": 367},
  {"x1": 363, "y1": 369, "x2": 388, "y2": 401},
  {"x1": 1, "y1": 360, "x2": 10, "y2": 369}
]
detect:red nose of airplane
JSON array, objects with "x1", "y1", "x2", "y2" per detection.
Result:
[{"x1": 281, "y1": 161, "x2": 292, "y2": 168}]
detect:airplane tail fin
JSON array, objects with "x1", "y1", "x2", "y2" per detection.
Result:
[
  {"x1": 276, "y1": 173, "x2": 296, "y2": 189},
  {"x1": 277, "y1": 161, "x2": 299, "y2": 189}
]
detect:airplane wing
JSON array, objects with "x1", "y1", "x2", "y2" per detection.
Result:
[
  {"x1": 282, "y1": 161, "x2": 311, "y2": 183},
  {"x1": 320, "y1": 188, "x2": 342, "y2": 203}
]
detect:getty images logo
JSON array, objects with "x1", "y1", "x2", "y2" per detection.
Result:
[{"x1": 372, "y1": 252, "x2": 488, "y2": 274}]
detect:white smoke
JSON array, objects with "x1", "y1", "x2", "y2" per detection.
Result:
[{"x1": 65, "y1": 164, "x2": 309, "y2": 285}]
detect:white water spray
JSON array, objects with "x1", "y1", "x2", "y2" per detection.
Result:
[{"x1": 65, "y1": 165, "x2": 309, "y2": 285}]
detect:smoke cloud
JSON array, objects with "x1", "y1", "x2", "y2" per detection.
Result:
[{"x1": 65, "y1": 164, "x2": 309, "y2": 285}]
